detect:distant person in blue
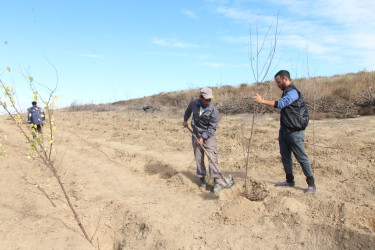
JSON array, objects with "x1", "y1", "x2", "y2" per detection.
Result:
[
  {"x1": 28, "y1": 101, "x2": 45, "y2": 135},
  {"x1": 253, "y1": 70, "x2": 316, "y2": 195}
]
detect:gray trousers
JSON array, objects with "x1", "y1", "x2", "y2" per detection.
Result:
[{"x1": 192, "y1": 135, "x2": 219, "y2": 179}]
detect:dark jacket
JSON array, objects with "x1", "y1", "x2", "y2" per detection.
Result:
[
  {"x1": 280, "y1": 83, "x2": 309, "y2": 131},
  {"x1": 28, "y1": 106, "x2": 45, "y2": 125},
  {"x1": 184, "y1": 99, "x2": 219, "y2": 140}
]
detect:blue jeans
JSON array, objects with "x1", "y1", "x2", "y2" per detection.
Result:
[{"x1": 279, "y1": 127, "x2": 314, "y2": 183}]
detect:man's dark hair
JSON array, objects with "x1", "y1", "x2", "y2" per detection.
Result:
[
  {"x1": 32, "y1": 101, "x2": 37, "y2": 105},
  {"x1": 275, "y1": 70, "x2": 291, "y2": 80}
]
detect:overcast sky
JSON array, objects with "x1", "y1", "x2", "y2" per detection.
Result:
[{"x1": 1, "y1": 0, "x2": 374, "y2": 110}]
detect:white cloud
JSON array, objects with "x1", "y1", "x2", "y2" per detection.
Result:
[
  {"x1": 152, "y1": 38, "x2": 205, "y2": 49},
  {"x1": 309, "y1": 0, "x2": 375, "y2": 28},
  {"x1": 182, "y1": 9, "x2": 198, "y2": 19},
  {"x1": 214, "y1": 0, "x2": 375, "y2": 71},
  {"x1": 278, "y1": 0, "x2": 375, "y2": 70},
  {"x1": 216, "y1": 6, "x2": 255, "y2": 22},
  {"x1": 198, "y1": 54, "x2": 214, "y2": 60},
  {"x1": 278, "y1": 35, "x2": 329, "y2": 55},
  {"x1": 216, "y1": 6, "x2": 277, "y2": 25}
]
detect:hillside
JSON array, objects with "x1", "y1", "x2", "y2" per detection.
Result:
[{"x1": 106, "y1": 71, "x2": 374, "y2": 118}]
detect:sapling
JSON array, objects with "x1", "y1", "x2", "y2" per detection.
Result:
[
  {"x1": 243, "y1": 15, "x2": 279, "y2": 195},
  {"x1": 0, "y1": 67, "x2": 93, "y2": 245}
]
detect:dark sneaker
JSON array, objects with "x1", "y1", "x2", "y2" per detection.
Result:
[
  {"x1": 305, "y1": 186, "x2": 316, "y2": 195},
  {"x1": 275, "y1": 181, "x2": 295, "y2": 187},
  {"x1": 199, "y1": 177, "x2": 207, "y2": 190}
]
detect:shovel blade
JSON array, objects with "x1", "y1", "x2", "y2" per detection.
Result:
[{"x1": 218, "y1": 174, "x2": 235, "y2": 189}]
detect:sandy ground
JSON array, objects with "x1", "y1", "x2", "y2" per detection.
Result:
[{"x1": 1, "y1": 109, "x2": 375, "y2": 250}]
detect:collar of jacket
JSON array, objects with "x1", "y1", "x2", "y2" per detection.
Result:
[{"x1": 197, "y1": 100, "x2": 210, "y2": 110}]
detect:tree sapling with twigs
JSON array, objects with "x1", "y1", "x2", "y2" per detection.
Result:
[{"x1": 0, "y1": 67, "x2": 96, "y2": 246}]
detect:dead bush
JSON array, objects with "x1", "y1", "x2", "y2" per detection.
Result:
[{"x1": 332, "y1": 86, "x2": 352, "y2": 101}]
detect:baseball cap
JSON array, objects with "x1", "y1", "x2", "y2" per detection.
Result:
[{"x1": 200, "y1": 87, "x2": 213, "y2": 99}]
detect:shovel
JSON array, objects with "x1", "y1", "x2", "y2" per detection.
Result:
[{"x1": 186, "y1": 126, "x2": 235, "y2": 189}]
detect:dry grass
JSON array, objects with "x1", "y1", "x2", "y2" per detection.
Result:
[{"x1": 68, "y1": 71, "x2": 375, "y2": 119}]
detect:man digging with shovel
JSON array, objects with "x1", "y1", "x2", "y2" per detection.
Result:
[
  {"x1": 182, "y1": 88, "x2": 234, "y2": 193},
  {"x1": 182, "y1": 87, "x2": 222, "y2": 193}
]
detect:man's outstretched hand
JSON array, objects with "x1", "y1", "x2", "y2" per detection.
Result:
[{"x1": 253, "y1": 94, "x2": 263, "y2": 104}]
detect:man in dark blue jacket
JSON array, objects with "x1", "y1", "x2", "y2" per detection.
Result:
[
  {"x1": 254, "y1": 70, "x2": 316, "y2": 195},
  {"x1": 28, "y1": 101, "x2": 45, "y2": 135}
]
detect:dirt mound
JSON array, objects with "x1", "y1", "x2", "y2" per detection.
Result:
[
  {"x1": 239, "y1": 177, "x2": 270, "y2": 201},
  {"x1": 113, "y1": 213, "x2": 161, "y2": 249},
  {"x1": 213, "y1": 196, "x2": 266, "y2": 225}
]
